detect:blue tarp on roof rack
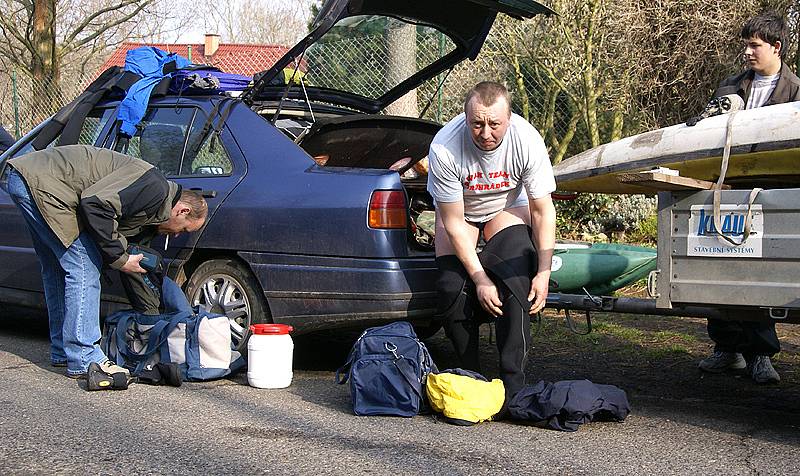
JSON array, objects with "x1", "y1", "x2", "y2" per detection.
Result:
[{"x1": 169, "y1": 67, "x2": 252, "y2": 95}]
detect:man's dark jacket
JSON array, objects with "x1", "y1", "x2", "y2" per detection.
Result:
[
  {"x1": 8, "y1": 144, "x2": 180, "y2": 270},
  {"x1": 717, "y1": 61, "x2": 800, "y2": 106}
]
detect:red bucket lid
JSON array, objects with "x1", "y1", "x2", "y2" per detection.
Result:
[{"x1": 250, "y1": 324, "x2": 294, "y2": 335}]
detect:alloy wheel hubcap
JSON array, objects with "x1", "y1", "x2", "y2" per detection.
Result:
[{"x1": 191, "y1": 273, "x2": 250, "y2": 345}]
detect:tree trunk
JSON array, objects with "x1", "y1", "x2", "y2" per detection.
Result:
[
  {"x1": 384, "y1": 23, "x2": 418, "y2": 117},
  {"x1": 31, "y1": 0, "x2": 60, "y2": 120},
  {"x1": 511, "y1": 50, "x2": 530, "y2": 122},
  {"x1": 552, "y1": 111, "x2": 581, "y2": 165},
  {"x1": 582, "y1": 0, "x2": 601, "y2": 148},
  {"x1": 610, "y1": 108, "x2": 624, "y2": 141}
]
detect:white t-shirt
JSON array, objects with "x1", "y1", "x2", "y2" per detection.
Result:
[
  {"x1": 746, "y1": 72, "x2": 780, "y2": 109},
  {"x1": 427, "y1": 112, "x2": 556, "y2": 223}
]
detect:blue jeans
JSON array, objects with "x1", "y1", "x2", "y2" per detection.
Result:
[{"x1": 4, "y1": 168, "x2": 106, "y2": 376}]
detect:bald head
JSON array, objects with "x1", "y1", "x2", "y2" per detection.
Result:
[
  {"x1": 464, "y1": 81, "x2": 511, "y2": 117},
  {"x1": 464, "y1": 82, "x2": 512, "y2": 151}
]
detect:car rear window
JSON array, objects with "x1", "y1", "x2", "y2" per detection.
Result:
[{"x1": 121, "y1": 106, "x2": 233, "y2": 177}]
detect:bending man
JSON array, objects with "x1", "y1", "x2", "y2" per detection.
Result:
[
  {"x1": 0, "y1": 145, "x2": 207, "y2": 379},
  {"x1": 427, "y1": 81, "x2": 556, "y2": 398}
]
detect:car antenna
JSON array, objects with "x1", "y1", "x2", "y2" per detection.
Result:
[{"x1": 271, "y1": 52, "x2": 307, "y2": 126}]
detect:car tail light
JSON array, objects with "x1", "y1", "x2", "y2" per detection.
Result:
[{"x1": 369, "y1": 190, "x2": 407, "y2": 229}]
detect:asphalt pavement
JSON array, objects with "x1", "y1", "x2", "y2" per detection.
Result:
[{"x1": 1, "y1": 311, "x2": 799, "y2": 475}]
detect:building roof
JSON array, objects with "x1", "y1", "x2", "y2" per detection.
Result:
[{"x1": 98, "y1": 41, "x2": 291, "y2": 77}]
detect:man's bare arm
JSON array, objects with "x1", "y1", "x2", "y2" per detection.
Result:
[{"x1": 528, "y1": 194, "x2": 556, "y2": 313}]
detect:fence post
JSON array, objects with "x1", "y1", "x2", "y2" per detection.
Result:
[{"x1": 12, "y1": 70, "x2": 20, "y2": 139}]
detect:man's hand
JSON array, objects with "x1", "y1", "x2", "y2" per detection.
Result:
[
  {"x1": 528, "y1": 272, "x2": 549, "y2": 314},
  {"x1": 475, "y1": 274, "x2": 503, "y2": 317},
  {"x1": 120, "y1": 254, "x2": 147, "y2": 274}
]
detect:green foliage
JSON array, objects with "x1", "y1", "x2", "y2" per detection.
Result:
[
  {"x1": 628, "y1": 213, "x2": 658, "y2": 246},
  {"x1": 555, "y1": 193, "x2": 656, "y2": 239}
]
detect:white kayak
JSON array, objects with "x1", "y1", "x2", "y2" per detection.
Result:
[{"x1": 553, "y1": 101, "x2": 800, "y2": 194}]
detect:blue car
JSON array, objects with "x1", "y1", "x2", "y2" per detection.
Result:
[{"x1": 0, "y1": 0, "x2": 553, "y2": 350}]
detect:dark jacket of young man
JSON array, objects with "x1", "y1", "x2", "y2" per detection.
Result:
[{"x1": 717, "y1": 61, "x2": 800, "y2": 106}]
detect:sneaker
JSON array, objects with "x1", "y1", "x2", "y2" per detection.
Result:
[
  {"x1": 698, "y1": 351, "x2": 746, "y2": 373},
  {"x1": 748, "y1": 355, "x2": 780, "y2": 384},
  {"x1": 66, "y1": 361, "x2": 128, "y2": 380},
  {"x1": 98, "y1": 360, "x2": 130, "y2": 377}
]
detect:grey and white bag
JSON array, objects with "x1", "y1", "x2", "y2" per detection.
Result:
[{"x1": 102, "y1": 277, "x2": 241, "y2": 381}]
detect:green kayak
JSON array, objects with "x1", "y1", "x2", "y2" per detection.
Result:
[
  {"x1": 550, "y1": 242, "x2": 657, "y2": 295},
  {"x1": 414, "y1": 211, "x2": 656, "y2": 296}
]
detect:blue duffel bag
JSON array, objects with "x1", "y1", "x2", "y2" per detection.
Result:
[
  {"x1": 335, "y1": 321, "x2": 436, "y2": 417},
  {"x1": 101, "y1": 277, "x2": 241, "y2": 381}
]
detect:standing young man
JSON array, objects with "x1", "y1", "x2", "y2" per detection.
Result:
[
  {"x1": 698, "y1": 12, "x2": 800, "y2": 384},
  {"x1": 0, "y1": 145, "x2": 207, "y2": 379},
  {"x1": 427, "y1": 81, "x2": 556, "y2": 398}
]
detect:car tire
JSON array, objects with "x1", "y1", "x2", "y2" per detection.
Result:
[{"x1": 184, "y1": 258, "x2": 270, "y2": 352}]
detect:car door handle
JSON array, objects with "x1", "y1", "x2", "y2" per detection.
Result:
[{"x1": 190, "y1": 188, "x2": 217, "y2": 198}]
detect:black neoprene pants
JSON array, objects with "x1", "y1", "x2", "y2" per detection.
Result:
[{"x1": 441, "y1": 274, "x2": 530, "y2": 398}]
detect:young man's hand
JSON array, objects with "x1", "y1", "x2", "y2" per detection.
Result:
[{"x1": 120, "y1": 254, "x2": 147, "y2": 274}]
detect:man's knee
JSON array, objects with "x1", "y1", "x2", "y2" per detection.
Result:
[{"x1": 435, "y1": 255, "x2": 470, "y2": 317}]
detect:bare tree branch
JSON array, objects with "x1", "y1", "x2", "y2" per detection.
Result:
[{"x1": 61, "y1": 0, "x2": 154, "y2": 53}]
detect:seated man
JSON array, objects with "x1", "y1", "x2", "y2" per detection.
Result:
[{"x1": 427, "y1": 81, "x2": 556, "y2": 398}]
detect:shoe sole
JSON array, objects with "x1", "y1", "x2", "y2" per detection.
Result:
[
  {"x1": 751, "y1": 371, "x2": 780, "y2": 384},
  {"x1": 699, "y1": 363, "x2": 746, "y2": 374},
  {"x1": 67, "y1": 373, "x2": 87, "y2": 380}
]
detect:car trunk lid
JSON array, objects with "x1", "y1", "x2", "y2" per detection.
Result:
[{"x1": 242, "y1": 0, "x2": 554, "y2": 113}]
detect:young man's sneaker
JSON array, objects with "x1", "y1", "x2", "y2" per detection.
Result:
[
  {"x1": 748, "y1": 355, "x2": 780, "y2": 384},
  {"x1": 98, "y1": 360, "x2": 130, "y2": 377},
  {"x1": 698, "y1": 351, "x2": 746, "y2": 373}
]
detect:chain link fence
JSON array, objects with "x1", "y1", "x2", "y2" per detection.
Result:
[
  {"x1": 0, "y1": 70, "x2": 90, "y2": 141},
  {"x1": 0, "y1": 19, "x2": 581, "y2": 152},
  {"x1": 0, "y1": 18, "x2": 656, "y2": 237}
]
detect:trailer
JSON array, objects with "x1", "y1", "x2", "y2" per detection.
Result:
[{"x1": 545, "y1": 186, "x2": 800, "y2": 326}]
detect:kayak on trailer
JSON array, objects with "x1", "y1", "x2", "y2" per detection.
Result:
[
  {"x1": 552, "y1": 101, "x2": 800, "y2": 194},
  {"x1": 550, "y1": 242, "x2": 657, "y2": 295}
]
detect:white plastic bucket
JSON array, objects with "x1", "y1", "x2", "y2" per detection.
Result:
[{"x1": 247, "y1": 324, "x2": 294, "y2": 389}]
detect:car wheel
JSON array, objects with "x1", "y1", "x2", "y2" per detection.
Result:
[{"x1": 184, "y1": 259, "x2": 270, "y2": 352}]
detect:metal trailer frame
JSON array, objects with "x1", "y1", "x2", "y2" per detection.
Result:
[{"x1": 543, "y1": 187, "x2": 800, "y2": 326}]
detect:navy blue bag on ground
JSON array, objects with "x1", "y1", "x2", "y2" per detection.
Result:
[{"x1": 336, "y1": 321, "x2": 436, "y2": 417}]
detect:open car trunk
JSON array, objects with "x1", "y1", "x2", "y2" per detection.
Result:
[{"x1": 279, "y1": 114, "x2": 441, "y2": 250}]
